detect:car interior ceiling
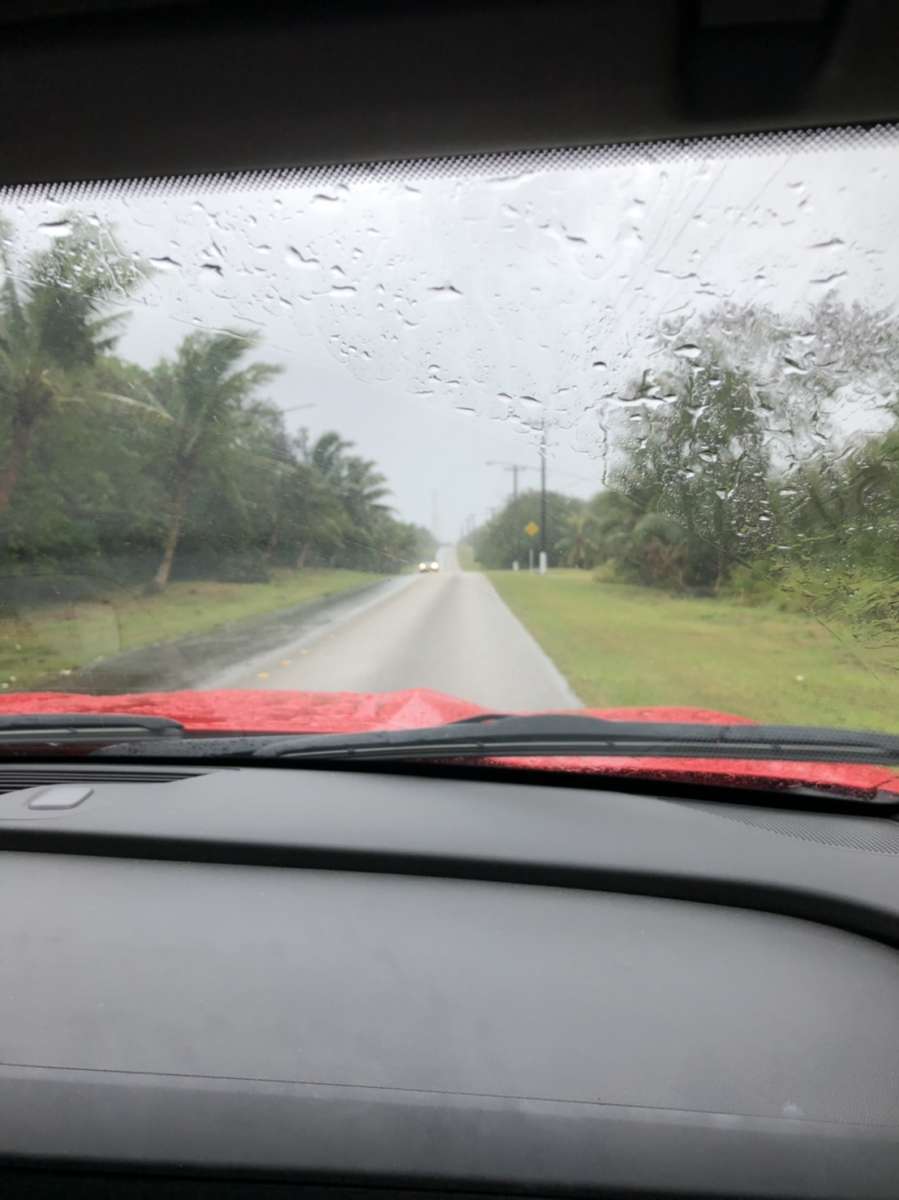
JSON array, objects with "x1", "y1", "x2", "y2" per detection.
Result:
[{"x1": 1, "y1": 1, "x2": 899, "y2": 188}]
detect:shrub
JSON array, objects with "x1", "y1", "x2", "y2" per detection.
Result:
[{"x1": 622, "y1": 514, "x2": 689, "y2": 590}]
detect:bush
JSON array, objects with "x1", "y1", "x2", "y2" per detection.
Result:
[
  {"x1": 622, "y1": 514, "x2": 689, "y2": 590},
  {"x1": 722, "y1": 559, "x2": 787, "y2": 607},
  {"x1": 215, "y1": 553, "x2": 272, "y2": 584},
  {"x1": 592, "y1": 560, "x2": 623, "y2": 585}
]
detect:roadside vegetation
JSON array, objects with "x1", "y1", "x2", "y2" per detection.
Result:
[
  {"x1": 0, "y1": 568, "x2": 374, "y2": 691},
  {"x1": 0, "y1": 215, "x2": 436, "y2": 685},
  {"x1": 470, "y1": 301, "x2": 899, "y2": 720},
  {"x1": 488, "y1": 570, "x2": 899, "y2": 731}
]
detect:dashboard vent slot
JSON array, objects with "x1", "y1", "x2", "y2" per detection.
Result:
[{"x1": 0, "y1": 768, "x2": 201, "y2": 794}]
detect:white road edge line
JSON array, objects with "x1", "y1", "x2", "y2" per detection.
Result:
[{"x1": 481, "y1": 574, "x2": 583, "y2": 709}]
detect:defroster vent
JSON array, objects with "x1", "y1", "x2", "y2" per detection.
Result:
[{"x1": 0, "y1": 767, "x2": 201, "y2": 794}]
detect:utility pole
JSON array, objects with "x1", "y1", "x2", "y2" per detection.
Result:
[
  {"x1": 486, "y1": 460, "x2": 533, "y2": 501},
  {"x1": 539, "y1": 419, "x2": 548, "y2": 574}
]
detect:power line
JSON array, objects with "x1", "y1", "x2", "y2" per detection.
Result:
[{"x1": 485, "y1": 459, "x2": 534, "y2": 500}]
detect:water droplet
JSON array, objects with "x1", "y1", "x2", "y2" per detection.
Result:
[
  {"x1": 287, "y1": 246, "x2": 319, "y2": 270},
  {"x1": 428, "y1": 284, "x2": 463, "y2": 299},
  {"x1": 810, "y1": 270, "x2": 847, "y2": 286},
  {"x1": 38, "y1": 220, "x2": 72, "y2": 239},
  {"x1": 673, "y1": 343, "x2": 702, "y2": 360},
  {"x1": 782, "y1": 356, "x2": 810, "y2": 376},
  {"x1": 148, "y1": 255, "x2": 180, "y2": 271}
]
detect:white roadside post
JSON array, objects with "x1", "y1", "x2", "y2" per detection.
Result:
[{"x1": 538, "y1": 551, "x2": 547, "y2": 575}]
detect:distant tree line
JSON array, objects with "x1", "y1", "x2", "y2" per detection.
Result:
[
  {"x1": 471, "y1": 299, "x2": 899, "y2": 626},
  {"x1": 0, "y1": 216, "x2": 435, "y2": 605}
]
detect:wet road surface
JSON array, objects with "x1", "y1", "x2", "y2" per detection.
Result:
[{"x1": 208, "y1": 547, "x2": 578, "y2": 711}]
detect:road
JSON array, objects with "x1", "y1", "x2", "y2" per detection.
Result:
[{"x1": 211, "y1": 547, "x2": 579, "y2": 711}]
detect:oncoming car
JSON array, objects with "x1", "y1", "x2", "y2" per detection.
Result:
[{"x1": 418, "y1": 561, "x2": 440, "y2": 573}]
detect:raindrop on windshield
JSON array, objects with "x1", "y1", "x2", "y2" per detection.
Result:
[
  {"x1": 286, "y1": 246, "x2": 319, "y2": 270},
  {"x1": 38, "y1": 220, "x2": 73, "y2": 239}
]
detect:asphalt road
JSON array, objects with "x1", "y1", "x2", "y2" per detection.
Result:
[{"x1": 214, "y1": 547, "x2": 579, "y2": 711}]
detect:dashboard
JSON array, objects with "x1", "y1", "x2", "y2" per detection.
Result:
[{"x1": 0, "y1": 763, "x2": 898, "y2": 1197}]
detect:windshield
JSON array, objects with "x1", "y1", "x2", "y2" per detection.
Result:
[{"x1": 3, "y1": 125, "x2": 899, "y2": 771}]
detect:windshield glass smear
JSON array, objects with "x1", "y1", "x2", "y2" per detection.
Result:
[{"x1": 3, "y1": 127, "x2": 899, "y2": 769}]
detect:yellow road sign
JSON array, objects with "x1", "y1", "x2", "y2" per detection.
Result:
[{"x1": 525, "y1": 521, "x2": 539, "y2": 537}]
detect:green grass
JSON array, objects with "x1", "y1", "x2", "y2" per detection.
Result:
[
  {"x1": 488, "y1": 569, "x2": 899, "y2": 732},
  {"x1": 0, "y1": 568, "x2": 374, "y2": 691}
]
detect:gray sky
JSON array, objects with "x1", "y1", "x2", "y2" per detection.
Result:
[{"x1": 6, "y1": 126, "x2": 899, "y2": 538}]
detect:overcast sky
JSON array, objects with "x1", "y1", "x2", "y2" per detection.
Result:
[{"x1": 5, "y1": 125, "x2": 899, "y2": 539}]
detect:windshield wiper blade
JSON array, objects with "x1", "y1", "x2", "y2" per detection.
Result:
[
  {"x1": 0, "y1": 713, "x2": 185, "y2": 744},
  {"x1": 251, "y1": 714, "x2": 899, "y2": 767}
]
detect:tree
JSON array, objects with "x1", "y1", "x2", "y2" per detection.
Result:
[
  {"x1": 142, "y1": 330, "x2": 282, "y2": 591},
  {"x1": 0, "y1": 216, "x2": 144, "y2": 513},
  {"x1": 471, "y1": 491, "x2": 583, "y2": 568},
  {"x1": 587, "y1": 490, "x2": 643, "y2": 564},
  {"x1": 615, "y1": 348, "x2": 773, "y2": 590},
  {"x1": 557, "y1": 509, "x2": 601, "y2": 568}
]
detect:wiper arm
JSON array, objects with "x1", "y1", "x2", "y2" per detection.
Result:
[
  {"x1": 0, "y1": 713, "x2": 185, "y2": 744},
  {"x1": 251, "y1": 714, "x2": 899, "y2": 767}
]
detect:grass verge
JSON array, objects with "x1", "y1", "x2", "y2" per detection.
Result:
[
  {"x1": 0, "y1": 569, "x2": 374, "y2": 691},
  {"x1": 487, "y1": 568, "x2": 899, "y2": 731}
]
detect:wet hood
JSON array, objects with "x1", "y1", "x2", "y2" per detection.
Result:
[{"x1": 1, "y1": 688, "x2": 897, "y2": 799}]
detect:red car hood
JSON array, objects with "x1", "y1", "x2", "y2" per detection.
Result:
[{"x1": 1, "y1": 687, "x2": 897, "y2": 799}]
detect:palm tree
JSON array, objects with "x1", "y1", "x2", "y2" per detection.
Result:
[
  {"x1": 308, "y1": 431, "x2": 354, "y2": 482},
  {"x1": 557, "y1": 509, "x2": 601, "y2": 569},
  {"x1": 340, "y1": 456, "x2": 391, "y2": 521},
  {"x1": 277, "y1": 456, "x2": 345, "y2": 569},
  {"x1": 297, "y1": 434, "x2": 394, "y2": 568},
  {"x1": 588, "y1": 490, "x2": 643, "y2": 561},
  {"x1": 145, "y1": 330, "x2": 281, "y2": 591},
  {"x1": 0, "y1": 216, "x2": 144, "y2": 513}
]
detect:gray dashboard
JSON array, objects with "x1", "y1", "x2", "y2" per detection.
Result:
[{"x1": 0, "y1": 764, "x2": 898, "y2": 1197}]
